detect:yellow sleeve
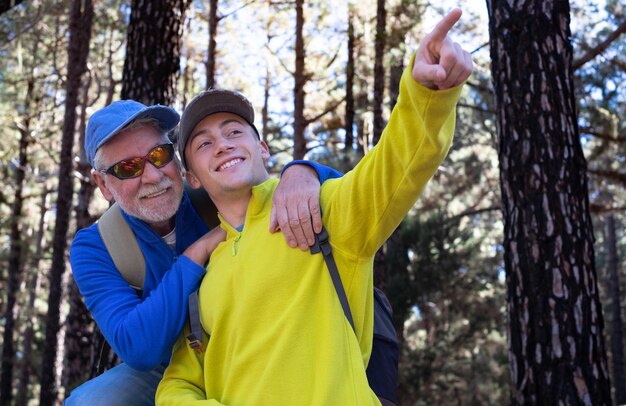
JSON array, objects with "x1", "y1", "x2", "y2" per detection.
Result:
[
  {"x1": 322, "y1": 53, "x2": 464, "y2": 257},
  {"x1": 155, "y1": 328, "x2": 223, "y2": 405}
]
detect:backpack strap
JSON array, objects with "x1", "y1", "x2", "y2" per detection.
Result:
[
  {"x1": 97, "y1": 185, "x2": 215, "y2": 357},
  {"x1": 310, "y1": 226, "x2": 355, "y2": 331},
  {"x1": 96, "y1": 182, "x2": 216, "y2": 291},
  {"x1": 311, "y1": 227, "x2": 398, "y2": 406},
  {"x1": 186, "y1": 290, "x2": 206, "y2": 355},
  {"x1": 97, "y1": 202, "x2": 145, "y2": 291}
]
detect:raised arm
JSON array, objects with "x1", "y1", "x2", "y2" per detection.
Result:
[{"x1": 322, "y1": 8, "x2": 473, "y2": 255}]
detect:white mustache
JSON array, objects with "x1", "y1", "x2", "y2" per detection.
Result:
[{"x1": 138, "y1": 177, "x2": 173, "y2": 198}]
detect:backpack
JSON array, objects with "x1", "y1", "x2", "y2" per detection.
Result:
[
  {"x1": 310, "y1": 226, "x2": 399, "y2": 405},
  {"x1": 97, "y1": 186, "x2": 399, "y2": 404}
]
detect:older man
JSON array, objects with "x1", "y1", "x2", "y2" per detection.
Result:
[
  {"x1": 157, "y1": 9, "x2": 472, "y2": 405},
  {"x1": 66, "y1": 100, "x2": 340, "y2": 405}
]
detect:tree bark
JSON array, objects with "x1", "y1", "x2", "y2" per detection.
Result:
[
  {"x1": 121, "y1": 0, "x2": 191, "y2": 105},
  {"x1": 344, "y1": 6, "x2": 355, "y2": 152},
  {"x1": 39, "y1": 1, "x2": 93, "y2": 404},
  {"x1": 262, "y1": 65, "x2": 271, "y2": 145},
  {"x1": 372, "y1": 0, "x2": 386, "y2": 145},
  {"x1": 606, "y1": 215, "x2": 626, "y2": 404},
  {"x1": 206, "y1": 0, "x2": 218, "y2": 89},
  {"x1": 489, "y1": 1, "x2": 611, "y2": 404},
  {"x1": 293, "y1": 0, "x2": 307, "y2": 159},
  {"x1": 355, "y1": 82, "x2": 368, "y2": 156}
]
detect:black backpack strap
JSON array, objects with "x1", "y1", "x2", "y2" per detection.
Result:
[
  {"x1": 311, "y1": 227, "x2": 398, "y2": 405},
  {"x1": 310, "y1": 226, "x2": 355, "y2": 331}
]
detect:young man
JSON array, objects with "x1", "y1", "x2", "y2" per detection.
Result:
[
  {"x1": 156, "y1": 9, "x2": 472, "y2": 405},
  {"x1": 66, "y1": 100, "x2": 340, "y2": 405}
]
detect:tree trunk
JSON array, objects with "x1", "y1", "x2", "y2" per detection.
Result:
[
  {"x1": 206, "y1": 0, "x2": 218, "y2": 89},
  {"x1": 0, "y1": 0, "x2": 24, "y2": 15},
  {"x1": 344, "y1": 6, "x2": 355, "y2": 152},
  {"x1": 372, "y1": 0, "x2": 386, "y2": 145},
  {"x1": 262, "y1": 65, "x2": 271, "y2": 145},
  {"x1": 489, "y1": 1, "x2": 611, "y2": 404},
  {"x1": 121, "y1": 0, "x2": 191, "y2": 105},
  {"x1": 606, "y1": 215, "x2": 626, "y2": 403},
  {"x1": 388, "y1": 62, "x2": 403, "y2": 113},
  {"x1": 62, "y1": 71, "x2": 96, "y2": 396},
  {"x1": 0, "y1": 75, "x2": 33, "y2": 406},
  {"x1": 293, "y1": 0, "x2": 307, "y2": 159},
  {"x1": 15, "y1": 189, "x2": 49, "y2": 406},
  {"x1": 356, "y1": 83, "x2": 368, "y2": 156},
  {"x1": 39, "y1": 1, "x2": 92, "y2": 404},
  {"x1": 181, "y1": 32, "x2": 192, "y2": 108}
]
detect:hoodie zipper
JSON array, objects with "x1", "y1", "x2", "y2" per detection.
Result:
[{"x1": 232, "y1": 232, "x2": 242, "y2": 256}]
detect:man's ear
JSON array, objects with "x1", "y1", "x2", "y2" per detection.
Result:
[
  {"x1": 185, "y1": 169, "x2": 202, "y2": 189},
  {"x1": 93, "y1": 171, "x2": 114, "y2": 202},
  {"x1": 259, "y1": 140, "x2": 270, "y2": 161}
]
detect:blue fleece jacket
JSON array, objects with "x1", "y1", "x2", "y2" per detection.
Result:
[{"x1": 69, "y1": 161, "x2": 340, "y2": 371}]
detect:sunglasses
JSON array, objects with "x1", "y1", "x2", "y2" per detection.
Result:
[{"x1": 100, "y1": 143, "x2": 175, "y2": 180}]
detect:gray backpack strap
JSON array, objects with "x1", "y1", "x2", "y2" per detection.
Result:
[
  {"x1": 186, "y1": 290, "x2": 206, "y2": 355},
  {"x1": 97, "y1": 202, "x2": 145, "y2": 291}
]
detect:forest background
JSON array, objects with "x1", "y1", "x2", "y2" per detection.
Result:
[{"x1": 0, "y1": 0, "x2": 625, "y2": 405}]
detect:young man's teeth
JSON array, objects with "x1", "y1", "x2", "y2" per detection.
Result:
[{"x1": 220, "y1": 159, "x2": 243, "y2": 171}]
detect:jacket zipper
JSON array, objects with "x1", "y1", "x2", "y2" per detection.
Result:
[{"x1": 232, "y1": 232, "x2": 242, "y2": 256}]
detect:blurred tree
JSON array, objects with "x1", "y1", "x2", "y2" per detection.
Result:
[
  {"x1": 0, "y1": 0, "x2": 23, "y2": 14},
  {"x1": 489, "y1": 1, "x2": 611, "y2": 404},
  {"x1": 344, "y1": 4, "x2": 355, "y2": 153},
  {"x1": 61, "y1": 60, "x2": 97, "y2": 395},
  {"x1": 39, "y1": 0, "x2": 93, "y2": 404},
  {"x1": 16, "y1": 189, "x2": 50, "y2": 406},
  {"x1": 605, "y1": 214, "x2": 626, "y2": 403},
  {"x1": 293, "y1": 0, "x2": 306, "y2": 159},
  {"x1": 372, "y1": 0, "x2": 385, "y2": 145},
  {"x1": 385, "y1": 212, "x2": 506, "y2": 405},
  {"x1": 0, "y1": 47, "x2": 37, "y2": 406},
  {"x1": 206, "y1": 0, "x2": 219, "y2": 89}
]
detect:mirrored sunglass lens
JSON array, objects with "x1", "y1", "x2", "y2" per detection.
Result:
[
  {"x1": 148, "y1": 145, "x2": 173, "y2": 168},
  {"x1": 113, "y1": 157, "x2": 144, "y2": 178}
]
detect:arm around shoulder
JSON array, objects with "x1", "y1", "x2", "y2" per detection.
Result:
[{"x1": 70, "y1": 226, "x2": 206, "y2": 370}]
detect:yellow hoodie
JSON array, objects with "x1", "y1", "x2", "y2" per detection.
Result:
[{"x1": 156, "y1": 59, "x2": 463, "y2": 406}]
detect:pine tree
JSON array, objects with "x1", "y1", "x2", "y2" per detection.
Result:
[{"x1": 489, "y1": 1, "x2": 611, "y2": 403}]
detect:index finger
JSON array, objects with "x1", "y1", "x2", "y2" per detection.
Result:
[{"x1": 429, "y1": 8, "x2": 462, "y2": 42}]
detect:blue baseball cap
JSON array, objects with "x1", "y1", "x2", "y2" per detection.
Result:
[{"x1": 85, "y1": 99, "x2": 180, "y2": 167}]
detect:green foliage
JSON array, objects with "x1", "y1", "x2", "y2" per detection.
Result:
[{"x1": 384, "y1": 212, "x2": 508, "y2": 405}]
